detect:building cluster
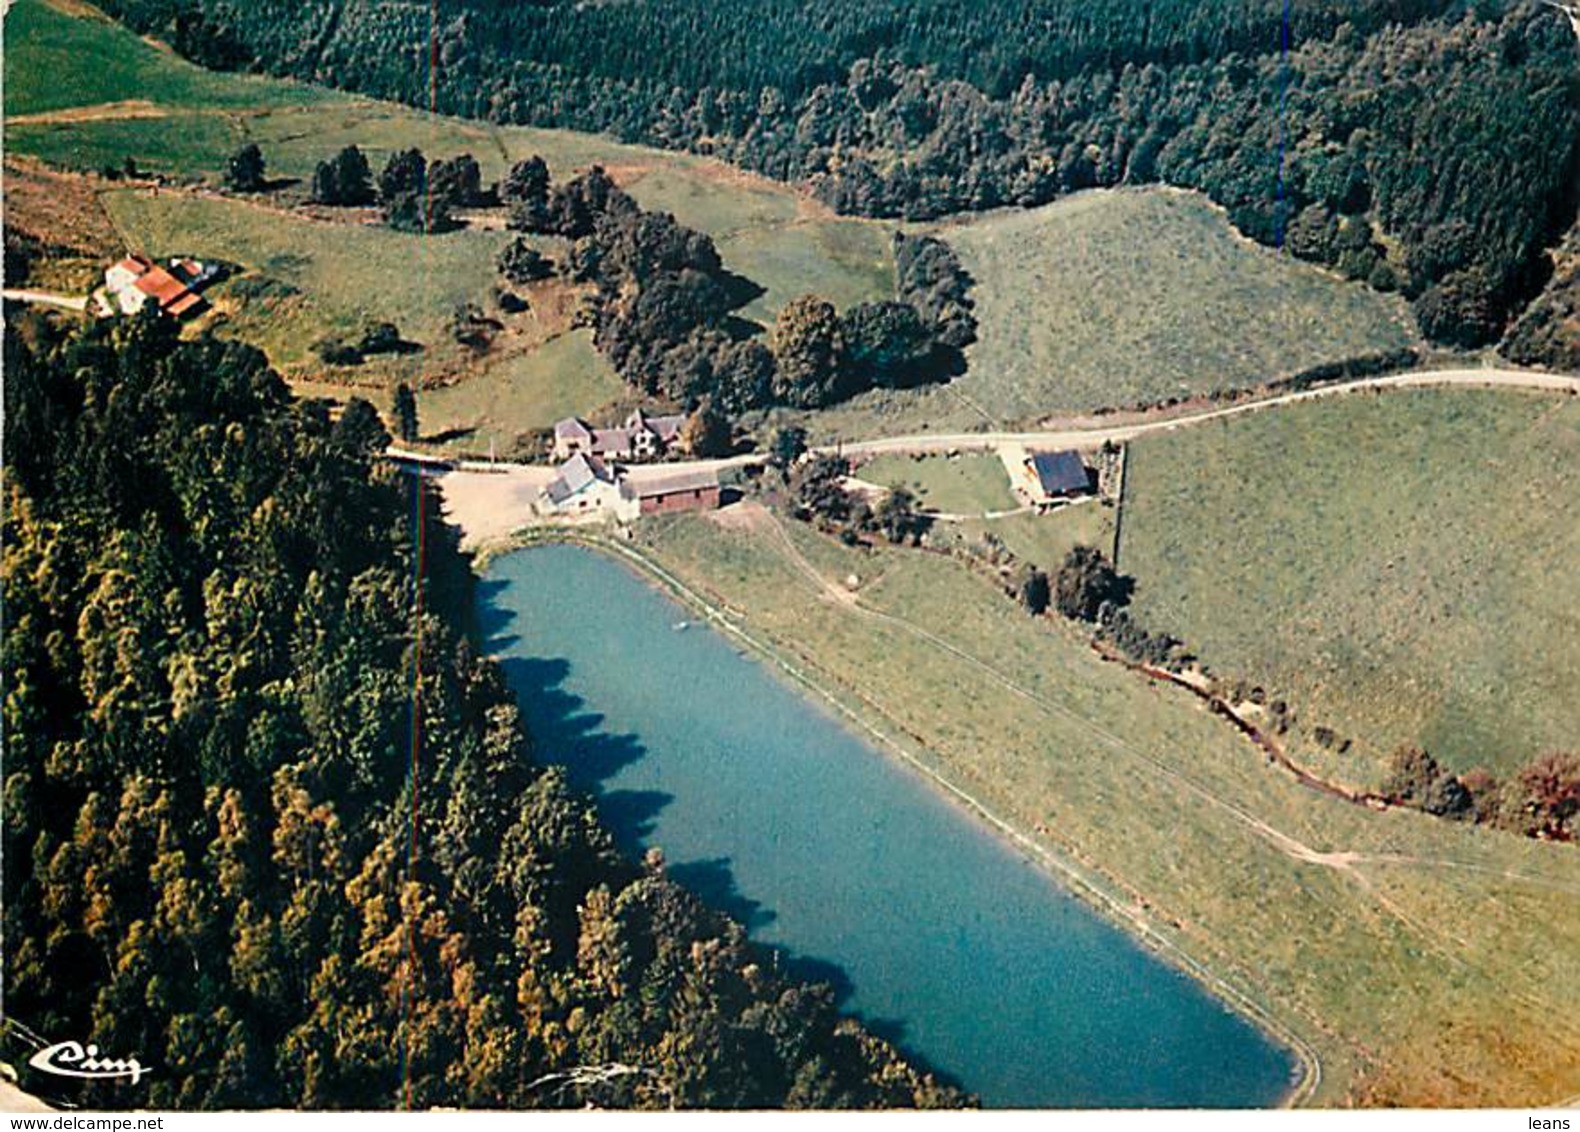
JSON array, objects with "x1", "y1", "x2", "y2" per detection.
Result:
[
  {"x1": 535, "y1": 453, "x2": 721, "y2": 521},
  {"x1": 538, "y1": 409, "x2": 720, "y2": 521},
  {"x1": 98, "y1": 254, "x2": 219, "y2": 319},
  {"x1": 552, "y1": 410, "x2": 688, "y2": 463}
]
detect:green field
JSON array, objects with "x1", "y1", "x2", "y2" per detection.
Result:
[
  {"x1": 418, "y1": 330, "x2": 626, "y2": 454},
  {"x1": 5, "y1": 0, "x2": 898, "y2": 438},
  {"x1": 630, "y1": 508, "x2": 1580, "y2": 1107},
  {"x1": 938, "y1": 190, "x2": 1419, "y2": 420},
  {"x1": 856, "y1": 451, "x2": 1018, "y2": 514},
  {"x1": 719, "y1": 221, "x2": 896, "y2": 327},
  {"x1": 2, "y1": 0, "x2": 338, "y2": 118},
  {"x1": 1120, "y1": 388, "x2": 1580, "y2": 783},
  {"x1": 103, "y1": 189, "x2": 509, "y2": 379}
]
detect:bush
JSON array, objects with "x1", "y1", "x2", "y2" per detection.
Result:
[
  {"x1": 314, "y1": 336, "x2": 364, "y2": 366},
  {"x1": 497, "y1": 237, "x2": 555, "y2": 285},
  {"x1": 358, "y1": 321, "x2": 404, "y2": 355},
  {"x1": 1019, "y1": 569, "x2": 1051, "y2": 616},
  {"x1": 1382, "y1": 745, "x2": 1473, "y2": 819},
  {"x1": 1054, "y1": 545, "x2": 1131, "y2": 622}
]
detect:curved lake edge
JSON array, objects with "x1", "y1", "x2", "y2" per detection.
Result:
[{"x1": 480, "y1": 529, "x2": 1317, "y2": 1107}]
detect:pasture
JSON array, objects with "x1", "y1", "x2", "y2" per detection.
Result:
[
  {"x1": 1120, "y1": 387, "x2": 1580, "y2": 782},
  {"x1": 103, "y1": 188, "x2": 510, "y2": 381},
  {"x1": 938, "y1": 189, "x2": 1418, "y2": 421}
]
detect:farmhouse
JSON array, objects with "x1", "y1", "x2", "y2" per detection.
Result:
[
  {"x1": 1003, "y1": 445, "x2": 1092, "y2": 509},
  {"x1": 102, "y1": 254, "x2": 207, "y2": 319},
  {"x1": 552, "y1": 409, "x2": 688, "y2": 462},
  {"x1": 536, "y1": 453, "x2": 633, "y2": 518}
]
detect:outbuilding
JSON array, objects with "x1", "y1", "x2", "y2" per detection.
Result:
[{"x1": 631, "y1": 468, "x2": 721, "y2": 516}]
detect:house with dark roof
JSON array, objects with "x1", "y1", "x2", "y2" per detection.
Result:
[
  {"x1": 1002, "y1": 445, "x2": 1092, "y2": 508},
  {"x1": 1030, "y1": 451, "x2": 1091, "y2": 498}
]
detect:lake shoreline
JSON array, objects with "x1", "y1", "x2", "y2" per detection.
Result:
[{"x1": 483, "y1": 530, "x2": 1317, "y2": 1108}]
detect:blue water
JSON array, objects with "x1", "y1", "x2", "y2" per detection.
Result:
[{"x1": 479, "y1": 544, "x2": 1295, "y2": 1107}]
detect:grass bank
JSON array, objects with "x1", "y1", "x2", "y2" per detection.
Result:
[{"x1": 614, "y1": 505, "x2": 1580, "y2": 1107}]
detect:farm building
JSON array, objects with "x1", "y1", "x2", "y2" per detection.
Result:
[
  {"x1": 536, "y1": 454, "x2": 633, "y2": 518},
  {"x1": 102, "y1": 254, "x2": 207, "y2": 319},
  {"x1": 1002, "y1": 445, "x2": 1093, "y2": 508},
  {"x1": 552, "y1": 409, "x2": 687, "y2": 462},
  {"x1": 534, "y1": 456, "x2": 719, "y2": 521},
  {"x1": 631, "y1": 468, "x2": 721, "y2": 516}
]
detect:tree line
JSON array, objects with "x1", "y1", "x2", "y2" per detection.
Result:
[
  {"x1": 1382, "y1": 746, "x2": 1580, "y2": 840},
  {"x1": 495, "y1": 160, "x2": 976, "y2": 414},
  {"x1": 0, "y1": 305, "x2": 967, "y2": 1110},
  {"x1": 98, "y1": 0, "x2": 1580, "y2": 360}
]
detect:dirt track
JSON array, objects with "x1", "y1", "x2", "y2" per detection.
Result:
[{"x1": 830, "y1": 367, "x2": 1580, "y2": 458}]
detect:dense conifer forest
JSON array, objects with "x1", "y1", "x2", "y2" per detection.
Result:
[
  {"x1": 0, "y1": 306, "x2": 966, "y2": 1110},
  {"x1": 96, "y1": 0, "x2": 1580, "y2": 358}
]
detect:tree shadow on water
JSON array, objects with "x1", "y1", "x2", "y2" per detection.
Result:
[
  {"x1": 496, "y1": 654, "x2": 655, "y2": 787},
  {"x1": 475, "y1": 576, "x2": 930, "y2": 1085},
  {"x1": 474, "y1": 576, "x2": 522, "y2": 654},
  {"x1": 667, "y1": 856, "x2": 776, "y2": 933}
]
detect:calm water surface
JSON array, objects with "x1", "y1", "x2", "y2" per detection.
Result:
[{"x1": 480, "y1": 544, "x2": 1294, "y2": 1107}]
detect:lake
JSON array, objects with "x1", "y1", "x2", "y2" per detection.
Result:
[{"x1": 479, "y1": 543, "x2": 1295, "y2": 1107}]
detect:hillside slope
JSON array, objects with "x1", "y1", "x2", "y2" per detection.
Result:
[{"x1": 97, "y1": 0, "x2": 1580, "y2": 353}]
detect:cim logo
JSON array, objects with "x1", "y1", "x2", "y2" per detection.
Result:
[{"x1": 28, "y1": 1041, "x2": 149, "y2": 1086}]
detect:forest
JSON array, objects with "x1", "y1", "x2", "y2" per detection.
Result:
[
  {"x1": 94, "y1": 0, "x2": 1580, "y2": 358},
  {"x1": 0, "y1": 305, "x2": 966, "y2": 1110}
]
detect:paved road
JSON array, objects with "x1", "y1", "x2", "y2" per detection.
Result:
[
  {"x1": 826, "y1": 367, "x2": 1580, "y2": 458},
  {"x1": 2, "y1": 289, "x2": 89, "y2": 312}
]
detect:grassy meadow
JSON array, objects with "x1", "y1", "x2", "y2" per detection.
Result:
[
  {"x1": 1120, "y1": 388, "x2": 1580, "y2": 783},
  {"x1": 855, "y1": 451, "x2": 1018, "y2": 514},
  {"x1": 2, "y1": 0, "x2": 340, "y2": 118},
  {"x1": 418, "y1": 330, "x2": 627, "y2": 454},
  {"x1": 5, "y1": 0, "x2": 895, "y2": 435},
  {"x1": 633, "y1": 509, "x2": 1580, "y2": 1108},
  {"x1": 937, "y1": 190, "x2": 1419, "y2": 420},
  {"x1": 103, "y1": 188, "x2": 510, "y2": 380}
]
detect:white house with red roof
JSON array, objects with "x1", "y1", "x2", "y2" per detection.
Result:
[{"x1": 102, "y1": 254, "x2": 206, "y2": 319}]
